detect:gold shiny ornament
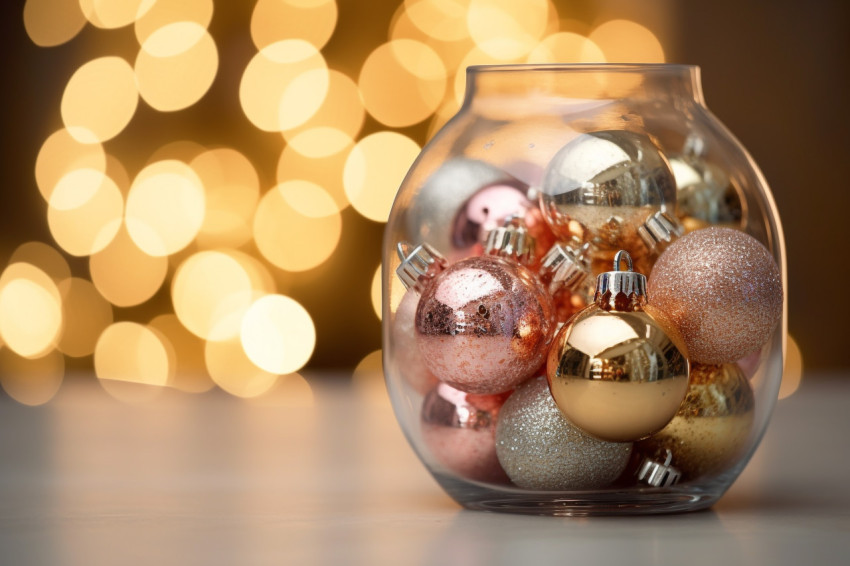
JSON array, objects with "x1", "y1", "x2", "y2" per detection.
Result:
[
  {"x1": 669, "y1": 156, "x2": 743, "y2": 228},
  {"x1": 539, "y1": 130, "x2": 680, "y2": 255},
  {"x1": 636, "y1": 362, "x2": 755, "y2": 481},
  {"x1": 546, "y1": 251, "x2": 690, "y2": 443}
]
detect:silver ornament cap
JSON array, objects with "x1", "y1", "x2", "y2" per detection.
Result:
[
  {"x1": 636, "y1": 449, "x2": 682, "y2": 487},
  {"x1": 483, "y1": 217, "x2": 535, "y2": 265},
  {"x1": 396, "y1": 241, "x2": 447, "y2": 292},
  {"x1": 539, "y1": 239, "x2": 591, "y2": 294},
  {"x1": 594, "y1": 250, "x2": 647, "y2": 311},
  {"x1": 638, "y1": 210, "x2": 684, "y2": 255}
]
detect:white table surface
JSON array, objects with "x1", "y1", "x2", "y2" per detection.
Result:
[{"x1": 0, "y1": 372, "x2": 848, "y2": 566}]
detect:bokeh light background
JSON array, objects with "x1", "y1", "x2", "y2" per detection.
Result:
[{"x1": 1, "y1": 0, "x2": 845, "y2": 405}]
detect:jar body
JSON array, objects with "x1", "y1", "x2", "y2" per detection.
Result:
[{"x1": 382, "y1": 64, "x2": 786, "y2": 515}]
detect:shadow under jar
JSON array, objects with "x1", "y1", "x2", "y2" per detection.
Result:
[{"x1": 382, "y1": 64, "x2": 786, "y2": 516}]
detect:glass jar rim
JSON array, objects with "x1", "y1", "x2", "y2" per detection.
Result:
[{"x1": 467, "y1": 63, "x2": 699, "y2": 74}]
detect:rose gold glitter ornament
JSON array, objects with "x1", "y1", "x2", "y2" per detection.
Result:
[
  {"x1": 647, "y1": 227, "x2": 783, "y2": 365},
  {"x1": 421, "y1": 383, "x2": 511, "y2": 483},
  {"x1": 547, "y1": 251, "x2": 690, "y2": 443},
  {"x1": 415, "y1": 221, "x2": 557, "y2": 395},
  {"x1": 635, "y1": 362, "x2": 755, "y2": 480},
  {"x1": 539, "y1": 130, "x2": 682, "y2": 256}
]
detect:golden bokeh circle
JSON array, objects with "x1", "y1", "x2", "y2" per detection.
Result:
[
  {"x1": 57, "y1": 277, "x2": 113, "y2": 358},
  {"x1": 0, "y1": 349, "x2": 64, "y2": 406},
  {"x1": 79, "y1": 0, "x2": 157, "y2": 29},
  {"x1": 526, "y1": 32, "x2": 606, "y2": 63},
  {"x1": 205, "y1": 336, "x2": 280, "y2": 398},
  {"x1": 588, "y1": 19, "x2": 665, "y2": 63},
  {"x1": 24, "y1": 0, "x2": 87, "y2": 47},
  {"x1": 251, "y1": 0, "x2": 338, "y2": 50},
  {"x1": 240, "y1": 294, "x2": 316, "y2": 375},
  {"x1": 0, "y1": 263, "x2": 63, "y2": 359},
  {"x1": 135, "y1": 0, "x2": 213, "y2": 44},
  {"x1": 149, "y1": 313, "x2": 214, "y2": 393},
  {"x1": 47, "y1": 169, "x2": 123, "y2": 256},
  {"x1": 89, "y1": 226, "x2": 169, "y2": 307},
  {"x1": 95, "y1": 322, "x2": 170, "y2": 403},
  {"x1": 466, "y1": 0, "x2": 549, "y2": 60},
  {"x1": 277, "y1": 142, "x2": 351, "y2": 211}
]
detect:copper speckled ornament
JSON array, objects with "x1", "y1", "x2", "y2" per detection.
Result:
[
  {"x1": 636, "y1": 362, "x2": 755, "y2": 480},
  {"x1": 421, "y1": 383, "x2": 511, "y2": 483},
  {"x1": 495, "y1": 376, "x2": 632, "y2": 490},
  {"x1": 416, "y1": 255, "x2": 554, "y2": 394},
  {"x1": 647, "y1": 227, "x2": 783, "y2": 364}
]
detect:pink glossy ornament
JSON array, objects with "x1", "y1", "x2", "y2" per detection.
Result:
[
  {"x1": 421, "y1": 383, "x2": 511, "y2": 483},
  {"x1": 647, "y1": 227, "x2": 782, "y2": 364},
  {"x1": 415, "y1": 254, "x2": 554, "y2": 394}
]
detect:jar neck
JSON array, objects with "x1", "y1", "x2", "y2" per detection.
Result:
[{"x1": 463, "y1": 64, "x2": 705, "y2": 110}]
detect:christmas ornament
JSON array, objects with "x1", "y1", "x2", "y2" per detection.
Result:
[
  {"x1": 669, "y1": 156, "x2": 743, "y2": 229},
  {"x1": 495, "y1": 376, "x2": 632, "y2": 490},
  {"x1": 414, "y1": 221, "x2": 556, "y2": 395},
  {"x1": 393, "y1": 242, "x2": 447, "y2": 392},
  {"x1": 539, "y1": 130, "x2": 682, "y2": 255},
  {"x1": 547, "y1": 250, "x2": 690, "y2": 442},
  {"x1": 635, "y1": 449, "x2": 682, "y2": 487},
  {"x1": 421, "y1": 383, "x2": 511, "y2": 484},
  {"x1": 405, "y1": 158, "x2": 528, "y2": 261},
  {"x1": 635, "y1": 362, "x2": 755, "y2": 480},
  {"x1": 647, "y1": 227, "x2": 782, "y2": 364}
]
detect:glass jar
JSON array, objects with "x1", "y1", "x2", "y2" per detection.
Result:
[{"x1": 382, "y1": 64, "x2": 786, "y2": 515}]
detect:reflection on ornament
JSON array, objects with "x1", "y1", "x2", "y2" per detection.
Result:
[
  {"x1": 421, "y1": 383, "x2": 511, "y2": 483},
  {"x1": 647, "y1": 227, "x2": 782, "y2": 364},
  {"x1": 495, "y1": 376, "x2": 632, "y2": 490},
  {"x1": 547, "y1": 251, "x2": 689, "y2": 442},
  {"x1": 669, "y1": 156, "x2": 743, "y2": 228},
  {"x1": 415, "y1": 226, "x2": 555, "y2": 394},
  {"x1": 636, "y1": 362, "x2": 755, "y2": 480},
  {"x1": 405, "y1": 158, "x2": 527, "y2": 261},
  {"x1": 539, "y1": 130, "x2": 679, "y2": 255}
]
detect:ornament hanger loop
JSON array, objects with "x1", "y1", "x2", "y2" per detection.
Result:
[
  {"x1": 397, "y1": 241, "x2": 413, "y2": 261},
  {"x1": 614, "y1": 250, "x2": 634, "y2": 273}
]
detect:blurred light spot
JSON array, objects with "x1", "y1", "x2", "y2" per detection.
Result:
[
  {"x1": 277, "y1": 142, "x2": 350, "y2": 210},
  {"x1": 241, "y1": 294, "x2": 315, "y2": 374},
  {"x1": 172, "y1": 251, "x2": 254, "y2": 341},
  {"x1": 9, "y1": 242, "x2": 71, "y2": 284},
  {"x1": 588, "y1": 19, "x2": 665, "y2": 63},
  {"x1": 0, "y1": 349, "x2": 64, "y2": 406},
  {"x1": 352, "y1": 349, "x2": 388, "y2": 405},
  {"x1": 371, "y1": 264, "x2": 381, "y2": 320},
  {"x1": 79, "y1": 0, "x2": 156, "y2": 29},
  {"x1": 61, "y1": 56, "x2": 138, "y2": 143},
  {"x1": 149, "y1": 313, "x2": 213, "y2": 393},
  {"x1": 36, "y1": 128, "x2": 106, "y2": 204},
  {"x1": 220, "y1": 249, "x2": 277, "y2": 295},
  {"x1": 24, "y1": 0, "x2": 86, "y2": 47},
  {"x1": 282, "y1": 70, "x2": 364, "y2": 158},
  {"x1": 47, "y1": 169, "x2": 123, "y2": 256},
  {"x1": 190, "y1": 148, "x2": 260, "y2": 248},
  {"x1": 466, "y1": 0, "x2": 549, "y2": 60},
  {"x1": 126, "y1": 160, "x2": 206, "y2": 256},
  {"x1": 147, "y1": 140, "x2": 208, "y2": 165},
  {"x1": 135, "y1": 22, "x2": 218, "y2": 112},
  {"x1": 95, "y1": 322, "x2": 169, "y2": 403},
  {"x1": 778, "y1": 335, "x2": 803, "y2": 400},
  {"x1": 250, "y1": 372, "x2": 314, "y2": 407},
  {"x1": 251, "y1": 0, "x2": 337, "y2": 50},
  {"x1": 404, "y1": 0, "x2": 471, "y2": 42},
  {"x1": 205, "y1": 336, "x2": 279, "y2": 398},
  {"x1": 135, "y1": 0, "x2": 213, "y2": 44},
  {"x1": 359, "y1": 39, "x2": 446, "y2": 128},
  {"x1": 57, "y1": 277, "x2": 113, "y2": 357},
  {"x1": 254, "y1": 180, "x2": 341, "y2": 272},
  {"x1": 104, "y1": 154, "x2": 131, "y2": 195},
  {"x1": 527, "y1": 32, "x2": 606, "y2": 63},
  {"x1": 240, "y1": 39, "x2": 330, "y2": 132},
  {"x1": 343, "y1": 132, "x2": 420, "y2": 222},
  {"x1": 89, "y1": 226, "x2": 168, "y2": 307},
  {"x1": 0, "y1": 263, "x2": 62, "y2": 359}
]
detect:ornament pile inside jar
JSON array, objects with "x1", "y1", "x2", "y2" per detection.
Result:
[{"x1": 393, "y1": 128, "x2": 783, "y2": 491}]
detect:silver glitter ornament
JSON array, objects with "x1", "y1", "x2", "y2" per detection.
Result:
[
  {"x1": 495, "y1": 376, "x2": 632, "y2": 490},
  {"x1": 539, "y1": 130, "x2": 678, "y2": 253}
]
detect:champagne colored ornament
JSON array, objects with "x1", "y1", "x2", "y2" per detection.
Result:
[
  {"x1": 635, "y1": 362, "x2": 755, "y2": 480},
  {"x1": 646, "y1": 227, "x2": 783, "y2": 365},
  {"x1": 415, "y1": 220, "x2": 556, "y2": 395},
  {"x1": 547, "y1": 251, "x2": 690, "y2": 443},
  {"x1": 495, "y1": 376, "x2": 632, "y2": 490},
  {"x1": 421, "y1": 383, "x2": 511, "y2": 484},
  {"x1": 669, "y1": 156, "x2": 743, "y2": 229},
  {"x1": 393, "y1": 242, "x2": 447, "y2": 392},
  {"x1": 405, "y1": 158, "x2": 528, "y2": 262},
  {"x1": 539, "y1": 130, "x2": 681, "y2": 255}
]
